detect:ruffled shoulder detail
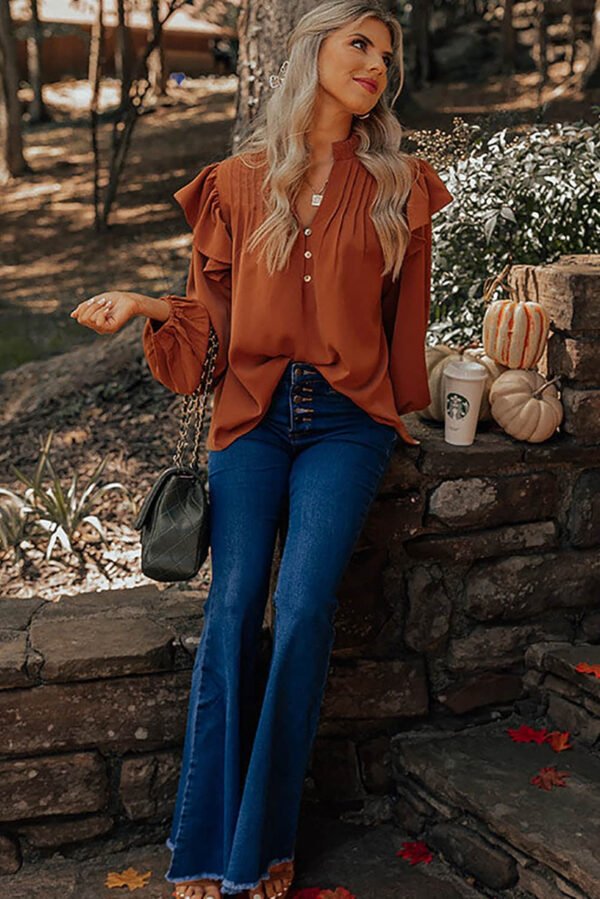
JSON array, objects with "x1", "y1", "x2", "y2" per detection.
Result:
[
  {"x1": 406, "y1": 157, "x2": 454, "y2": 232},
  {"x1": 172, "y1": 160, "x2": 232, "y2": 276}
]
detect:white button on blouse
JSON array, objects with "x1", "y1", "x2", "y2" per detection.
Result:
[{"x1": 303, "y1": 274, "x2": 311, "y2": 282}]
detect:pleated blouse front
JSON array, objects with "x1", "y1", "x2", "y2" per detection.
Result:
[{"x1": 142, "y1": 130, "x2": 454, "y2": 451}]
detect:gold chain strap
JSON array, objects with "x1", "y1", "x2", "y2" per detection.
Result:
[{"x1": 173, "y1": 326, "x2": 219, "y2": 470}]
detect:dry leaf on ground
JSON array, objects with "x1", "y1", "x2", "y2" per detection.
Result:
[
  {"x1": 396, "y1": 839, "x2": 434, "y2": 864},
  {"x1": 105, "y1": 866, "x2": 152, "y2": 890},
  {"x1": 530, "y1": 765, "x2": 571, "y2": 790},
  {"x1": 545, "y1": 730, "x2": 573, "y2": 752},
  {"x1": 575, "y1": 661, "x2": 600, "y2": 679},
  {"x1": 506, "y1": 724, "x2": 550, "y2": 744}
]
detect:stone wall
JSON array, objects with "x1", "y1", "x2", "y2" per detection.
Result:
[{"x1": 0, "y1": 255, "x2": 598, "y2": 873}]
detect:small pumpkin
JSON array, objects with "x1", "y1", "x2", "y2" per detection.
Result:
[
  {"x1": 483, "y1": 300, "x2": 550, "y2": 369},
  {"x1": 482, "y1": 264, "x2": 550, "y2": 369},
  {"x1": 488, "y1": 370, "x2": 563, "y2": 443},
  {"x1": 419, "y1": 343, "x2": 508, "y2": 422}
]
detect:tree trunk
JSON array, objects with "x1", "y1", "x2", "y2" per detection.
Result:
[
  {"x1": 147, "y1": 0, "x2": 166, "y2": 97},
  {"x1": 88, "y1": 0, "x2": 104, "y2": 89},
  {"x1": 535, "y1": 0, "x2": 548, "y2": 100},
  {"x1": 26, "y1": 0, "x2": 50, "y2": 123},
  {"x1": 236, "y1": 0, "x2": 362, "y2": 147},
  {"x1": 501, "y1": 0, "x2": 516, "y2": 73},
  {"x1": 99, "y1": 0, "x2": 182, "y2": 226},
  {"x1": 0, "y1": 58, "x2": 9, "y2": 183},
  {"x1": 115, "y1": 0, "x2": 133, "y2": 110},
  {"x1": 0, "y1": 0, "x2": 27, "y2": 178},
  {"x1": 88, "y1": 0, "x2": 104, "y2": 228},
  {"x1": 411, "y1": 0, "x2": 433, "y2": 86},
  {"x1": 583, "y1": 0, "x2": 600, "y2": 88},
  {"x1": 566, "y1": 0, "x2": 577, "y2": 76}
]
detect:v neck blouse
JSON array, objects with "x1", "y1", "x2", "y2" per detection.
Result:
[{"x1": 142, "y1": 130, "x2": 454, "y2": 450}]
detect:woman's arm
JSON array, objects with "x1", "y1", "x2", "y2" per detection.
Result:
[{"x1": 131, "y1": 294, "x2": 171, "y2": 324}]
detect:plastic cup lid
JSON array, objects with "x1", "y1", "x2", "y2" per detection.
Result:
[{"x1": 443, "y1": 359, "x2": 488, "y2": 380}]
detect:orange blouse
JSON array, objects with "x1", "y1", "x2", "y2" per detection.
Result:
[{"x1": 142, "y1": 130, "x2": 454, "y2": 451}]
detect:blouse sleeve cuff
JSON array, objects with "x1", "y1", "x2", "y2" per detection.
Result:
[{"x1": 142, "y1": 298, "x2": 212, "y2": 394}]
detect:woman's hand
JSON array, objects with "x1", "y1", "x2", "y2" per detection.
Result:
[{"x1": 70, "y1": 291, "x2": 140, "y2": 334}]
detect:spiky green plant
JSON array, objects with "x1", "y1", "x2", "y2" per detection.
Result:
[{"x1": 7, "y1": 429, "x2": 130, "y2": 561}]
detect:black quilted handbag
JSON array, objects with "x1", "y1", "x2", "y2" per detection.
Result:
[{"x1": 133, "y1": 326, "x2": 218, "y2": 582}]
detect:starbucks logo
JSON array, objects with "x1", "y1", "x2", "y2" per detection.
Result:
[{"x1": 446, "y1": 391, "x2": 470, "y2": 420}]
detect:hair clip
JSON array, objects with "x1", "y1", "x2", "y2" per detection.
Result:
[{"x1": 269, "y1": 59, "x2": 289, "y2": 89}]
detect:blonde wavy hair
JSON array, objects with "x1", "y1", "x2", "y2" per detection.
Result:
[{"x1": 232, "y1": 0, "x2": 417, "y2": 282}]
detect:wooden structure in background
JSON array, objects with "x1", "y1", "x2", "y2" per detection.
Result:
[{"x1": 12, "y1": 0, "x2": 236, "y2": 81}]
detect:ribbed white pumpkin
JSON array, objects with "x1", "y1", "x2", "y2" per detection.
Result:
[
  {"x1": 418, "y1": 344, "x2": 508, "y2": 422},
  {"x1": 483, "y1": 299, "x2": 550, "y2": 369},
  {"x1": 488, "y1": 370, "x2": 563, "y2": 442}
]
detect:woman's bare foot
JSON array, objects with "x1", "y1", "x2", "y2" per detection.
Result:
[
  {"x1": 172, "y1": 878, "x2": 222, "y2": 898},
  {"x1": 247, "y1": 860, "x2": 295, "y2": 899}
]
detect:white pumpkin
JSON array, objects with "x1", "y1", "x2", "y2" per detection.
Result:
[
  {"x1": 419, "y1": 344, "x2": 508, "y2": 422},
  {"x1": 488, "y1": 370, "x2": 563, "y2": 443},
  {"x1": 483, "y1": 298, "x2": 550, "y2": 369}
]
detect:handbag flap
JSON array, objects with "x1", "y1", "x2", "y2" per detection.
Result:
[{"x1": 133, "y1": 466, "x2": 199, "y2": 530}]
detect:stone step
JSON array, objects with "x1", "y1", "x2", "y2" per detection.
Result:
[
  {"x1": 391, "y1": 714, "x2": 600, "y2": 899},
  {"x1": 0, "y1": 805, "x2": 488, "y2": 899},
  {"x1": 523, "y1": 641, "x2": 600, "y2": 748}
]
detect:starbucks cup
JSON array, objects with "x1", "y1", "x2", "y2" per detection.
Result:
[{"x1": 442, "y1": 359, "x2": 488, "y2": 446}]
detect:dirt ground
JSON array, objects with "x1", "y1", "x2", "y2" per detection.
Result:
[{"x1": 1, "y1": 66, "x2": 597, "y2": 601}]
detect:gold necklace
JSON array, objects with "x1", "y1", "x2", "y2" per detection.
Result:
[
  {"x1": 306, "y1": 158, "x2": 334, "y2": 207},
  {"x1": 307, "y1": 176, "x2": 329, "y2": 207}
]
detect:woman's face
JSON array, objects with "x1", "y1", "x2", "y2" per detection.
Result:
[{"x1": 317, "y1": 15, "x2": 393, "y2": 116}]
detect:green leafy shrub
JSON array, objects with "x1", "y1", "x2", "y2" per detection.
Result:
[{"x1": 427, "y1": 113, "x2": 600, "y2": 346}]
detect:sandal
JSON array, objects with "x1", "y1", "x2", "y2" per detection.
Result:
[{"x1": 246, "y1": 859, "x2": 295, "y2": 899}]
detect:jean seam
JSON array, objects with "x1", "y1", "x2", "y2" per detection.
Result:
[{"x1": 168, "y1": 592, "x2": 216, "y2": 859}]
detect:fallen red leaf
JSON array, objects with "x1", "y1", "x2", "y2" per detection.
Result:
[
  {"x1": 506, "y1": 724, "x2": 549, "y2": 744},
  {"x1": 396, "y1": 840, "x2": 434, "y2": 865},
  {"x1": 575, "y1": 661, "x2": 600, "y2": 679},
  {"x1": 105, "y1": 866, "x2": 152, "y2": 890},
  {"x1": 530, "y1": 765, "x2": 571, "y2": 790},
  {"x1": 544, "y1": 730, "x2": 573, "y2": 752}
]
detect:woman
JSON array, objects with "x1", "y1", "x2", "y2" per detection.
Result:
[{"x1": 70, "y1": 2, "x2": 453, "y2": 897}]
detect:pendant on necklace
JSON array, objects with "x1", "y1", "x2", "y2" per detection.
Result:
[{"x1": 311, "y1": 193, "x2": 323, "y2": 206}]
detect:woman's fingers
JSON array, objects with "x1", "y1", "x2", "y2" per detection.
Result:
[
  {"x1": 70, "y1": 296, "x2": 106, "y2": 322},
  {"x1": 88, "y1": 299, "x2": 113, "y2": 326},
  {"x1": 70, "y1": 294, "x2": 119, "y2": 333},
  {"x1": 70, "y1": 292, "x2": 139, "y2": 334}
]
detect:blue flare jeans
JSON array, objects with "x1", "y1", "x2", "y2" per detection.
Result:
[{"x1": 165, "y1": 360, "x2": 399, "y2": 894}]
